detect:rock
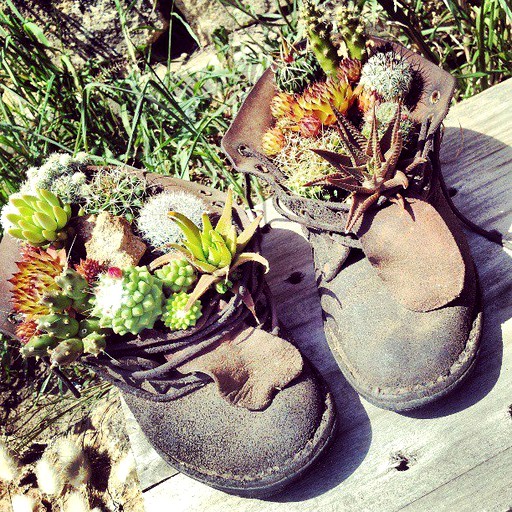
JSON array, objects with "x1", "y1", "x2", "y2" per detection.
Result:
[
  {"x1": 76, "y1": 213, "x2": 146, "y2": 268},
  {"x1": 11, "y1": 0, "x2": 167, "y2": 67},
  {"x1": 172, "y1": 0, "x2": 288, "y2": 46}
]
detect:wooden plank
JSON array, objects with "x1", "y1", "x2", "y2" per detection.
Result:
[{"x1": 132, "y1": 79, "x2": 512, "y2": 511}]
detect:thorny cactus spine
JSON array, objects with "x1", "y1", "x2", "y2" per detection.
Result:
[{"x1": 3, "y1": 189, "x2": 71, "y2": 246}]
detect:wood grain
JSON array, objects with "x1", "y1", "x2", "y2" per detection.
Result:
[{"x1": 129, "y1": 79, "x2": 512, "y2": 512}]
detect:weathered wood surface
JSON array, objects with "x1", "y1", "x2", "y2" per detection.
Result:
[{"x1": 127, "y1": 79, "x2": 512, "y2": 511}]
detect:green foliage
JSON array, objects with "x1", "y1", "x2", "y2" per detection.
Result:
[
  {"x1": 155, "y1": 258, "x2": 198, "y2": 294},
  {"x1": 162, "y1": 292, "x2": 203, "y2": 331},
  {"x1": 1, "y1": 188, "x2": 72, "y2": 246},
  {"x1": 91, "y1": 266, "x2": 164, "y2": 336}
]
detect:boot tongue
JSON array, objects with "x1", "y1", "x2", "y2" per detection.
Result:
[
  {"x1": 175, "y1": 325, "x2": 304, "y2": 411},
  {"x1": 355, "y1": 198, "x2": 465, "y2": 312}
]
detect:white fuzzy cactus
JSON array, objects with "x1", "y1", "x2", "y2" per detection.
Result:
[
  {"x1": 11, "y1": 495, "x2": 37, "y2": 512},
  {"x1": 360, "y1": 51, "x2": 413, "y2": 101},
  {"x1": 0, "y1": 441, "x2": 20, "y2": 483},
  {"x1": 136, "y1": 191, "x2": 207, "y2": 252}
]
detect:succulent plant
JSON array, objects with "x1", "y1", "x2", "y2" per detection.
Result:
[
  {"x1": 154, "y1": 258, "x2": 197, "y2": 294},
  {"x1": 262, "y1": 127, "x2": 286, "y2": 156},
  {"x1": 91, "y1": 266, "x2": 164, "y2": 336},
  {"x1": 50, "y1": 338, "x2": 84, "y2": 366},
  {"x1": 332, "y1": 2, "x2": 366, "y2": 60},
  {"x1": 81, "y1": 167, "x2": 147, "y2": 222},
  {"x1": 2, "y1": 188, "x2": 72, "y2": 246},
  {"x1": 37, "y1": 313, "x2": 80, "y2": 340},
  {"x1": 136, "y1": 191, "x2": 207, "y2": 253},
  {"x1": 74, "y1": 259, "x2": 106, "y2": 285},
  {"x1": 361, "y1": 101, "x2": 414, "y2": 141},
  {"x1": 338, "y1": 57, "x2": 362, "y2": 83},
  {"x1": 150, "y1": 189, "x2": 269, "y2": 309},
  {"x1": 274, "y1": 43, "x2": 322, "y2": 94},
  {"x1": 296, "y1": 76, "x2": 354, "y2": 126},
  {"x1": 359, "y1": 51, "x2": 413, "y2": 102},
  {"x1": 9, "y1": 247, "x2": 66, "y2": 318},
  {"x1": 299, "y1": 115, "x2": 322, "y2": 138},
  {"x1": 270, "y1": 92, "x2": 301, "y2": 121},
  {"x1": 15, "y1": 319, "x2": 40, "y2": 344},
  {"x1": 162, "y1": 292, "x2": 203, "y2": 331},
  {"x1": 304, "y1": 103, "x2": 425, "y2": 232},
  {"x1": 300, "y1": 0, "x2": 339, "y2": 76}
]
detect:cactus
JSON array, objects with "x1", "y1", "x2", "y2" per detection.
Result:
[
  {"x1": 82, "y1": 332, "x2": 106, "y2": 356},
  {"x1": 359, "y1": 51, "x2": 413, "y2": 101},
  {"x1": 162, "y1": 292, "x2": 202, "y2": 331},
  {"x1": 40, "y1": 291, "x2": 73, "y2": 313},
  {"x1": 21, "y1": 152, "x2": 90, "y2": 195},
  {"x1": 37, "y1": 313, "x2": 80, "y2": 340},
  {"x1": 50, "y1": 338, "x2": 84, "y2": 366},
  {"x1": 91, "y1": 266, "x2": 164, "y2": 335},
  {"x1": 136, "y1": 191, "x2": 207, "y2": 253},
  {"x1": 361, "y1": 101, "x2": 414, "y2": 141},
  {"x1": 332, "y1": 2, "x2": 366, "y2": 60},
  {"x1": 154, "y1": 258, "x2": 197, "y2": 294},
  {"x1": 300, "y1": 0, "x2": 339, "y2": 76},
  {"x1": 81, "y1": 167, "x2": 147, "y2": 222},
  {"x1": 2, "y1": 189, "x2": 71, "y2": 246},
  {"x1": 274, "y1": 46, "x2": 322, "y2": 94},
  {"x1": 22, "y1": 334, "x2": 59, "y2": 358}
]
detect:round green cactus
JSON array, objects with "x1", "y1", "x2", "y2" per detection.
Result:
[
  {"x1": 162, "y1": 292, "x2": 202, "y2": 331},
  {"x1": 22, "y1": 334, "x2": 59, "y2": 358},
  {"x1": 92, "y1": 266, "x2": 164, "y2": 336},
  {"x1": 3, "y1": 188, "x2": 71, "y2": 246},
  {"x1": 155, "y1": 258, "x2": 197, "y2": 294}
]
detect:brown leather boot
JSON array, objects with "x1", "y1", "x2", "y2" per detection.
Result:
[{"x1": 222, "y1": 37, "x2": 502, "y2": 411}]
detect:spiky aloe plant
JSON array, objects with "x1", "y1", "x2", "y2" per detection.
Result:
[{"x1": 150, "y1": 189, "x2": 269, "y2": 309}]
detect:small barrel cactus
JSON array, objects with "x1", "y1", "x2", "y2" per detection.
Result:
[
  {"x1": 91, "y1": 266, "x2": 164, "y2": 335},
  {"x1": 274, "y1": 49, "x2": 322, "y2": 94},
  {"x1": 162, "y1": 292, "x2": 202, "y2": 331},
  {"x1": 359, "y1": 51, "x2": 413, "y2": 101},
  {"x1": 2, "y1": 189, "x2": 71, "y2": 246},
  {"x1": 155, "y1": 258, "x2": 197, "y2": 294}
]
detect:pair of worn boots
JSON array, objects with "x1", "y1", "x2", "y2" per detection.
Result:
[{"x1": 0, "y1": 38, "x2": 497, "y2": 499}]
